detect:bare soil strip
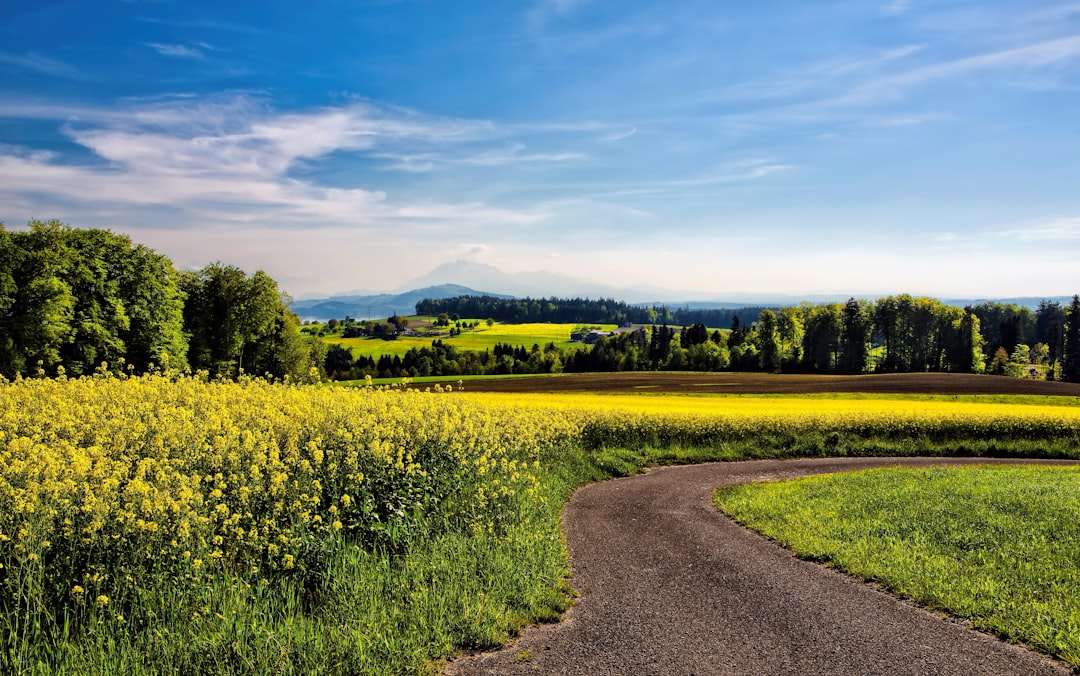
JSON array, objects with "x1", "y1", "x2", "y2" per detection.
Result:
[
  {"x1": 445, "y1": 457, "x2": 1075, "y2": 675},
  {"x1": 454, "y1": 372, "x2": 1080, "y2": 396}
]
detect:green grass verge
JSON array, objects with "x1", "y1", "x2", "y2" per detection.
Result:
[{"x1": 714, "y1": 465, "x2": 1080, "y2": 667}]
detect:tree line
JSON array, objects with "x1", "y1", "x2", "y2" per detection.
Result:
[
  {"x1": 324, "y1": 295, "x2": 1080, "y2": 381},
  {"x1": 416, "y1": 295, "x2": 769, "y2": 329},
  {"x1": 8, "y1": 224, "x2": 1077, "y2": 383},
  {"x1": 0, "y1": 221, "x2": 318, "y2": 380}
]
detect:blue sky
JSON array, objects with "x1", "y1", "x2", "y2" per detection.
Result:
[{"x1": 2, "y1": 0, "x2": 1079, "y2": 299}]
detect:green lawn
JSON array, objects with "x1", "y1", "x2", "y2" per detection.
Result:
[{"x1": 714, "y1": 465, "x2": 1080, "y2": 666}]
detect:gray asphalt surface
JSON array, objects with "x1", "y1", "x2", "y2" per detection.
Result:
[{"x1": 445, "y1": 457, "x2": 1076, "y2": 675}]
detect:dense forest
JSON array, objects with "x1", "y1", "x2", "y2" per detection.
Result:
[
  {"x1": 0, "y1": 221, "x2": 320, "y2": 379},
  {"x1": 325, "y1": 295, "x2": 1080, "y2": 382},
  {"x1": 416, "y1": 295, "x2": 769, "y2": 329}
]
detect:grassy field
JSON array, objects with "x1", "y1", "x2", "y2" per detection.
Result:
[
  {"x1": 714, "y1": 465, "x2": 1080, "y2": 666},
  {"x1": 319, "y1": 320, "x2": 615, "y2": 358},
  {"x1": 3, "y1": 372, "x2": 1080, "y2": 673}
]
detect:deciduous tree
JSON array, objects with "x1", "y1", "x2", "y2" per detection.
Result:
[
  {"x1": 181, "y1": 264, "x2": 297, "y2": 377},
  {"x1": 757, "y1": 309, "x2": 780, "y2": 373}
]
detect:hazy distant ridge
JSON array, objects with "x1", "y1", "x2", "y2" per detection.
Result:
[
  {"x1": 293, "y1": 261, "x2": 1074, "y2": 321},
  {"x1": 290, "y1": 284, "x2": 512, "y2": 321}
]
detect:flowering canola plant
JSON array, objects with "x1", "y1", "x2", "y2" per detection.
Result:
[
  {"x1": 465, "y1": 392, "x2": 1080, "y2": 449},
  {"x1": 2, "y1": 374, "x2": 1078, "y2": 632},
  {"x1": 0, "y1": 373, "x2": 577, "y2": 622}
]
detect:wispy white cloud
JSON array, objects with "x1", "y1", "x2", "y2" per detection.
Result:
[
  {"x1": 827, "y1": 45, "x2": 925, "y2": 76},
  {"x1": 996, "y1": 217, "x2": 1080, "y2": 240},
  {"x1": 602, "y1": 125, "x2": 637, "y2": 142},
  {"x1": 508, "y1": 120, "x2": 638, "y2": 139},
  {"x1": 376, "y1": 143, "x2": 585, "y2": 172},
  {"x1": 145, "y1": 42, "x2": 210, "y2": 59},
  {"x1": 1022, "y1": 3, "x2": 1080, "y2": 24},
  {"x1": 0, "y1": 51, "x2": 80, "y2": 77},
  {"x1": 453, "y1": 243, "x2": 494, "y2": 261},
  {"x1": 136, "y1": 16, "x2": 267, "y2": 35},
  {"x1": 860, "y1": 113, "x2": 946, "y2": 126},
  {"x1": 712, "y1": 44, "x2": 924, "y2": 103},
  {"x1": 882, "y1": 0, "x2": 911, "y2": 17},
  {"x1": 527, "y1": 158, "x2": 791, "y2": 217},
  {"x1": 660, "y1": 161, "x2": 793, "y2": 187},
  {"x1": 528, "y1": 0, "x2": 590, "y2": 30},
  {"x1": 0, "y1": 94, "x2": 549, "y2": 231},
  {"x1": 611, "y1": 158, "x2": 793, "y2": 195},
  {"x1": 830, "y1": 34, "x2": 1080, "y2": 105},
  {"x1": 537, "y1": 0, "x2": 588, "y2": 15},
  {"x1": 391, "y1": 202, "x2": 542, "y2": 226}
]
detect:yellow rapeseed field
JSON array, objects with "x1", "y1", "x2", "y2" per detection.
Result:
[
  {"x1": 467, "y1": 392, "x2": 1080, "y2": 447},
  {"x1": 2, "y1": 373, "x2": 1078, "y2": 645},
  {"x1": 0, "y1": 372, "x2": 578, "y2": 618}
]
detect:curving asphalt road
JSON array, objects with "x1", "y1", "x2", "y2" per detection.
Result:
[{"x1": 445, "y1": 457, "x2": 1076, "y2": 675}]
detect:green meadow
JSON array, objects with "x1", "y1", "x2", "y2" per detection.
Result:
[{"x1": 314, "y1": 318, "x2": 616, "y2": 358}]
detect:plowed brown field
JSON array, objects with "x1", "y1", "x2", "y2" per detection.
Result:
[{"x1": 453, "y1": 372, "x2": 1080, "y2": 396}]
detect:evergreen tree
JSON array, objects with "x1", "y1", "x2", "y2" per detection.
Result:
[
  {"x1": 1063, "y1": 295, "x2": 1080, "y2": 383},
  {"x1": 1036, "y1": 300, "x2": 1065, "y2": 378},
  {"x1": 801, "y1": 304, "x2": 842, "y2": 372},
  {"x1": 839, "y1": 298, "x2": 872, "y2": 374},
  {"x1": 648, "y1": 324, "x2": 674, "y2": 369}
]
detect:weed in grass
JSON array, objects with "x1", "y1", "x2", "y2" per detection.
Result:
[{"x1": 513, "y1": 648, "x2": 533, "y2": 664}]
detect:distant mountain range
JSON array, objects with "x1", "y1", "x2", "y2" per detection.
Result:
[
  {"x1": 290, "y1": 261, "x2": 1074, "y2": 322},
  {"x1": 290, "y1": 284, "x2": 513, "y2": 322},
  {"x1": 396, "y1": 260, "x2": 702, "y2": 302}
]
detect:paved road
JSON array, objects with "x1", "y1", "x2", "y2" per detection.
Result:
[{"x1": 446, "y1": 457, "x2": 1075, "y2": 675}]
